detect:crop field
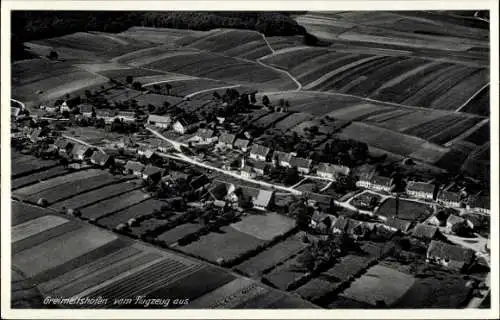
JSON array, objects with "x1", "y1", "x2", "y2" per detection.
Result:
[
  {"x1": 12, "y1": 225, "x2": 118, "y2": 279},
  {"x1": 179, "y1": 226, "x2": 267, "y2": 265},
  {"x1": 230, "y1": 213, "x2": 295, "y2": 241},
  {"x1": 50, "y1": 179, "x2": 142, "y2": 211},
  {"x1": 179, "y1": 29, "x2": 272, "y2": 60},
  {"x1": 337, "y1": 122, "x2": 448, "y2": 163},
  {"x1": 266, "y1": 36, "x2": 305, "y2": 51},
  {"x1": 341, "y1": 265, "x2": 415, "y2": 307},
  {"x1": 13, "y1": 169, "x2": 105, "y2": 198},
  {"x1": 322, "y1": 254, "x2": 376, "y2": 284},
  {"x1": 79, "y1": 189, "x2": 151, "y2": 220},
  {"x1": 377, "y1": 198, "x2": 433, "y2": 221},
  {"x1": 328, "y1": 103, "x2": 394, "y2": 121},
  {"x1": 253, "y1": 113, "x2": 292, "y2": 130},
  {"x1": 114, "y1": 46, "x2": 200, "y2": 67},
  {"x1": 463, "y1": 121, "x2": 489, "y2": 145},
  {"x1": 263, "y1": 255, "x2": 307, "y2": 290},
  {"x1": 294, "y1": 13, "x2": 356, "y2": 40},
  {"x1": 294, "y1": 276, "x2": 342, "y2": 302},
  {"x1": 12, "y1": 215, "x2": 69, "y2": 243},
  {"x1": 96, "y1": 199, "x2": 167, "y2": 229},
  {"x1": 11, "y1": 201, "x2": 50, "y2": 226},
  {"x1": 392, "y1": 273, "x2": 471, "y2": 308},
  {"x1": 119, "y1": 26, "x2": 205, "y2": 44},
  {"x1": 156, "y1": 222, "x2": 205, "y2": 245},
  {"x1": 12, "y1": 166, "x2": 70, "y2": 190},
  {"x1": 98, "y1": 67, "x2": 164, "y2": 81},
  {"x1": 460, "y1": 86, "x2": 489, "y2": 116},
  {"x1": 143, "y1": 50, "x2": 297, "y2": 91},
  {"x1": 11, "y1": 156, "x2": 58, "y2": 178},
  {"x1": 274, "y1": 112, "x2": 314, "y2": 131},
  {"x1": 147, "y1": 78, "x2": 235, "y2": 97}
]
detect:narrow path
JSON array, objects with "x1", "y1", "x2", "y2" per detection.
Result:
[
  {"x1": 455, "y1": 83, "x2": 489, "y2": 112},
  {"x1": 185, "y1": 84, "x2": 241, "y2": 99},
  {"x1": 290, "y1": 177, "x2": 308, "y2": 189},
  {"x1": 320, "y1": 181, "x2": 333, "y2": 192},
  {"x1": 260, "y1": 33, "x2": 275, "y2": 54},
  {"x1": 145, "y1": 126, "x2": 187, "y2": 152}
]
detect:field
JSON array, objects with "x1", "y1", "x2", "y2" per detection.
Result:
[
  {"x1": 50, "y1": 179, "x2": 142, "y2": 211},
  {"x1": 377, "y1": 198, "x2": 434, "y2": 221},
  {"x1": 96, "y1": 199, "x2": 167, "y2": 229},
  {"x1": 294, "y1": 277, "x2": 342, "y2": 302},
  {"x1": 12, "y1": 166, "x2": 70, "y2": 190},
  {"x1": 263, "y1": 255, "x2": 307, "y2": 290},
  {"x1": 178, "y1": 226, "x2": 267, "y2": 265},
  {"x1": 79, "y1": 189, "x2": 151, "y2": 220},
  {"x1": 340, "y1": 265, "x2": 415, "y2": 307},
  {"x1": 230, "y1": 213, "x2": 295, "y2": 241},
  {"x1": 11, "y1": 201, "x2": 50, "y2": 226},
  {"x1": 322, "y1": 254, "x2": 376, "y2": 285},
  {"x1": 156, "y1": 222, "x2": 205, "y2": 245},
  {"x1": 11, "y1": 155, "x2": 59, "y2": 178},
  {"x1": 460, "y1": 86, "x2": 490, "y2": 116},
  {"x1": 266, "y1": 36, "x2": 305, "y2": 51},
  {"x1": 144, "y1": 78, "x2": 237, "y2": 97},
  {"x1": 118, "y1": 26, "x2": 205, "y2": 44},
  {"x1": 12, "y1": 215, "x2": 69, "y2": 243},
  {"x1": 463, "y1": 121, "x2": 490, "y2": 145},
  {"x1": 274, "y1": 112, "x2": 314, "y2": 131},
  {"x1": 178, "y1": 29, "x2": 273, "y2": 60}
]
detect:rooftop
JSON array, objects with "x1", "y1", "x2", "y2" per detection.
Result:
[
  {"x1": 427, "y1": 240, "x2": 475, "y2": 263},
  {"x1": 407, "y1": 181, "x2": 435, "y2": 194},
  {"x1": 143, "y1": 165, "x2": 163, "y2": 177},
  {"x1": 250, "y1": 144, "x2": 271, "y2": 157},
  {"x1": 370, "y1": 175, "x2": 393, "y2": 187},
  {"x1": 438, "y1": 190, "x2": 461, "y2": 202},
  {"x1": 219, "y1": 132, "x2": 236, "y2": 145},
  {"x1": 290, "y1": 156, "x2": 312, "y2": 169},
  {"x1": 317, "y1": 163, "x2": 350, "y2": 175},
  {"x1": 385, "y1": 217, "x2": 413, "y2": 232},
  {"x1": 412, "y1": 223, "x2": 438, "y2": 239}
]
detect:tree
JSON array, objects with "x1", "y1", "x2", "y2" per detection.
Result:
[
  {"x1": 165, "y1": 83, "x2": 172, "y2": 95},
  {"x1": 213, "y1": 91, "x2": 221, "y2": 100},
  {"x1": 452, "y1": 222, "x2": 472, "y2": 237},
  {"x1": 132, "y1": 81, "x2": 143, "y2": 91},
  {"x1": 152, "y1": 84, "x2": 161, "y2": 92},
  {"x1": 262, "y1": 95, "x2": 270, "y2": 107},
  {"x1": 284, "y1": 167, "x2": 300, "y2": 185},
  {"x1": 126, "y1": 76, "x2": 133, "y2": 84},
  {"x1": 48, "y1": 50, "x2": 58, "y2": 60},
  {"x1": 297, "y1": 250, "x2": 316, "y2": 272},
  {"x1": 278, "y1": 98, "x2": 285, "y2": 107},
  {"x1": 250, "y1": 93, "x2": 256, "y2": 104},
  {"x1": 95, "y1": 118, "x2": 105, "y2": 128},
  {"x1": 147, "y1": 104, "x2": 155, "y2": 113}
]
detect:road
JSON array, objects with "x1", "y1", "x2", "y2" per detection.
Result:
[
  {"x1": 185, "y1": 85, "x2": 241, "y2": 99},
  {"x1": 145, "y1": 126, "x2": 187, "y2": 152},
  {"x1": 455, "y1": 83, "x2": 490, "y2": 112}
]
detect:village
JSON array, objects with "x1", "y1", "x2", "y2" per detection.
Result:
[{"x1": 10, "y1": 76, "x2": 491, "y2": 308}]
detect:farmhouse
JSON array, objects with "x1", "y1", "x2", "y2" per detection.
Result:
[
  {"x1": 406, "y1": 181, "x2": 435, "y2": 200},
  {"x1": 272, "y1": 151, "x2": 292, "y2": 168},
  {"x1": 446, "y1": 214, "x2": 467, "y2": 233},
  {"x1": 412, "y1": 224, "x2": 439, "y2": 241},
  {"x1": 142, "y1": 165, "x2": 164, "y2": 181},
  {"x1": 53, "y1": 137, "x2": 73, "y2": 154},
  {"x1": 90, "y1": 150, "x2": 113, "y2": 167},
  {"x1": 234, "y1": 138, "x2": 250, "y2": 152},
  {"x1": 290, "y1": 156, "x2": 313, "y2": 174},
  {"x1": 116, "y1": 111, "x2": 136, "y2": 123},
  {"x1": 467, "y1": 195, "x2": 490, "y2": 214},
  {"x1": 426, "y1": 240, "x2": 475, "y2": 271},
  {"x1": 250, "y1": 144, "x2": 271, "y2": 162},
  {"x1": 217, "y1": 132, "x2": 236, "y2": 149},
  {"x1": 124, "y1": 160, "x2": 145, "y2": 176},
  {"x1": 137, "y1": 145, "x2": 155, "y2": 159},
  {"x1": 173, "y1": 117, "x2": 198, "y2": 134},
  {"x1": 71, "y1": 144, "x2": 93, "y2": 161},
  {"x1": 384, "y1": 218, "x2": 413, "y2": 233},
  {"x1": 316, "y1": 163, "x2": 350, "y2": 179},
  {"x1": 357, "y1": 175, "x2": 394, "y2": 192},
  {"x1": 437, "y1": 190, "x2": 461, "y2": 208},
  {"x1": 60, "y1": 101, "x2": 70, "y2": 113},
  {"x1": 253, "y1": 189, "x2": 274, "y2": 211},
  {"x1": 252, "y1": 161, "x2": 270, "y2": 176},
  {"x1": 193, "y1": 128, "x2": 217, "y2": 144},
  {"x1": 147, "y1": 114, "x2": 171, "y2": 128},
  {"x1": 96, "y1": 110, "x2": 117, "y2": 124},
  {"x1": 241, "y1": 165, "x2": 256, "y2": 178},
  {"x1": 77, "y1": 104, "x2": 94, "y2": 118}
]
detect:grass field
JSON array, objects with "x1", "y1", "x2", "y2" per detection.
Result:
[
  {"x1": 12, "y1": 166, "x2": 70, "y2": 190},
  {"x1": 156, "y1": 222, "x2": 205, "y2": 245},
  {"x1": 263, "y1": 255, "x2": 307, "y2": 290},
  {"x1": 12, "y1": 215, "x2": 69, "y2": 243},
  {"x1": 96, "y1": 199, "x2": 167, "y2": 229},
  {"x1": 341, "y1": 265, "x2": 415, "y2": 307},
  {"x1": 119, "y1": 26, "x2": 205, "y2": 44},
  {"x1": 11, "y1": 156, "x2": 59, "y2": 178},
  {"x1": 11, "y1": 201, "x2": 50, "y2": 226},
  {"x1": 230, "y1": 213, "x2": 295, "y2": 241},
  {"x1": 377, "y1": 198, "x2": 434, "y2": 221},
  {"x1": 79, "y1": 189, "x2": 151, "y2": 220}
]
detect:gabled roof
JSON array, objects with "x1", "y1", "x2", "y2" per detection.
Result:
[
  {"x1": 252, "y1": 161, "x2": 269, "y2": 171},
  {"x1": 96, "y1": 110, "x2": 116, "y2": 117},
  {"x1": 54, "y1": 137, "x2": 72, "y2": 149},
  {"x1": 234, "y1": 138, "x2": 250, "y2": 149},
  {"x1": 90, "y1": 150, "x2": 110, "y2": 165},
  {"x1": 427, "y1": 240, "x2": 475, "y2": 263},
  {"x1": 125, "y1": 160, "x2": 145, "y2": 172},
  {"x1": 468, "y1": 195, "x2": 490, "y2": 210},
  {"x1": 219, "y1": 132, "x2": 236, "y2": 145},
  {"x1": 407, "y1": 181, "x2": 435, "y2": 194},
  {"x1": 209, "y1": 183, "x2": 231, "y2": 201},
  {"x1": 250, "y1": 144, "x2": 271, "y2": 157},
  {"x1": 370, "y1": 175, "x2": 393, "y2": 187},
  {"x1": 148, "y1": 114, "x2": 171, "y2": 123},
  {"x1": 385, "y1": 218, "x2": 413, "y2": 232},
  {"x1": 438, "y1": 190, "x2": 461, "y2": 202},
  {"x1": 71, "y1": 144, "x2": 90, "y2": 157},
  {"x1": 273, "y1": 151, "x2": 292, "y2": 163},
  {"x1": 317, "y1": 163, "x2": 350, "y2": 176},
  {"x1": 176, "y1": 117, "x2": 197, "y2": 126},
  {"x1": 195, "y1": 128, "x2": 215, "y2": 139},
  {"x1": 290, "y1": 156, "x2": 312, "y2": 169},
  {"x1": 412, "y1": 223, "x2": 438, "y2": 239},
  {"x1": 241, "y1": 165, "x2": 254, "y2": 173},
  {"x1": 446, "y1": 214, "x2": 465, "y2": 226},
  {"x1": 190, "y1": 174, "x2": 210, "y2": 190},
  {"x1": 143, "y1": 165, "x2": 163, "y2": 177},
  {"x1": 253, "y1": 190, "x2": 274, "y2": 208}
]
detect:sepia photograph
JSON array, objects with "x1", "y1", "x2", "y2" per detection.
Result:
[{"x1": 1, "y1": 1, "x2": 498, "y2": 319}]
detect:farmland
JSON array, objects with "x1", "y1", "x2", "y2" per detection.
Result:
[
  {"x1": 96, "y1": 199, "x2": 167, "y2": 229},
  {"x1": 12, "y1": 155, "x2": 58, "y2": 178},
  {"x1": 377, "y1": 198, "x2": 434, "y2": 221},
  {"x1": 230, "y1": 212, "x2": 295, "y2": 241},
  {"x1": 12, "y1": 166, "x2": 70, "y2": 190},
  {"x1": 79, "y1": 189, "x2": 151, "y2": 220},
  {"x1": 118, "y1": 26, "x2": 205, "y2": 44}
]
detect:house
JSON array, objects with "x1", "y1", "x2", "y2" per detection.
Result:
[
  {"x1": 71, "y1": 144, "x2": 93, "y2": 161},
  {"x1": 116, "y1": 111, "x2": 136, "y2": 123},
  {"x1": 290, "y1": 157, "x2": 312, "y2": 174},
  {"x1": 316, "y1": 163, "x2": 350, "y2": 179},
  {"x1": 310, "y1": 211, "x2": 337, "y2": 233},
  {"x1": 53, "y1": 137, "x2": 74, "y2": 154},
  {"x1": 60, "y1": 101, "x2": 70, "y2": 113},
  {"x1": 412, "y1": 223, "x2": 439, "y2": 240},
  {"x1": 428, "y1": 210, "x2": 451, "y2": 227},
  {"x1": 446, "y1": 214, "x2": 467, "y2": 233},
  {"x1": 249, "y1": 144, "x2": 271, "y2": 162},
  {"x1": 426, "y1": 240, "x2": 475, "y2": 271},
  {"x1": 77, "y1": 104, "x2": 94, "y2": 118},
  {"x1": 252, "y1": 161, "x2": 270, "y2": 176},
  {"x1": 173, "y1": 117, "x2": 198, "y2": 134},
  {"x1": 332, "y1": 217, "x2": 353, "y2": 234},
  {"x1": 406, "y1": 181, "x2": 435, "y2": 200},
  {"x1": 90, "y1": 150, "x2": 113, "y2": 167},
  {"x1": 356, "y1": 175, "x2": 394, "y2": 192},
  {"x1": 124, "y1": 160, "x2": 145, "y2": 176},
  {"x1": 252, "y1": 189, "x2": 274, "y2": 211},
  {"x1": 190, "y1": 174, "x2": 210, "y2": 193},
  {"x1": 217, "y1": 132, "x2": 236, "y2": 149},
  {"x1": 437, "y1": 190, "x2": 461, "y2": 208},
  {"x1": 240, "y1": 165, "x2": 255, "y2": 178},
  {"x1": 27, "y1": 128, "x2": 43, "y2": 143},
  {"x1": 193, "y1": 128, "x2": 217, "y2": 144},
  {"x1": 147, "y1": 114, "x2": 171, "y2": 128},
  {"x1": 467, "y1": 195, "x2": 490, "y2": 214},
  {"x1": 142, "y1": 165, "x2": 164, "y2": 181},
  {"x1": 272, "y1": 151, "x2": 292, "y2": 168},
  {"x1": 157, "y1": 140, "x2": 172, "y2": 153},
  {"x1": 234, "y1": 138, "x2": 250, "y2": 152},
  {"x1": 137, "y1": 145, "x2": 155, "y2": 159},
  {"x1": 96, "y1": 110, "x2": 117, "y2": 124},
  {"x1": 384, "y1": 218, "x2": 413, "y2": 233}
]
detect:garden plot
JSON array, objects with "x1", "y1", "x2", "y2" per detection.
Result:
[
  {"x1": 79, "y1": 189, "x2": 151, "y2": 220},
  {"x1": 11, "y1": 157, "x2": 59, "y2": 178},
  {"x1": 230, "y1": 212, "x2": 295, "y2": 241},
  {"x1": 294, "y1": 276, "x2": 343, "y2": 302},
  {"x1": 156, "y1": 222, "x2": 205, "y2": 246},
  {"x1": 12, "y1": 215, "x2": 69, "y2": 243},
  {"x1": 376, "y1": 198, "x2": 433, "y2": 221},
  {"x1": 12, "y1": 166, "x2": 70, "y2": 190},
  {"x1": 97, "y1": 199, "x2": 167, "y2": 229},
  {"x1": 50, "y1": 179, "x2": 143, "y2": 211},
  {"x1": 179, "y1": 226, "x2": 267, "y2": 265},
  {"x1": 235, "y1": 235, "x2": 307, "y2": 277},
  {"x1": 341, "y1": 265, "x2": 415, "y2": 307},
  {"x1": 263, "y1": 255, "x2": 307, "y2": 290},
  {"x1": 11, "y1": 201, "x2": 50, "y2": 226}
]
